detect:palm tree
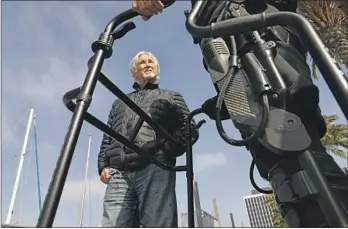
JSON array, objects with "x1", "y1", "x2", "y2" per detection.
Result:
[
  {"x1": 264, "y1": 194, "x2": 288, "y2": 228},
  {"x1": 321, "y1": 115, "x2": 348, "y2": 159},
  {"x1": 297, "y1": 0, "x2": 348, "y2": 64},
  {"x1": 297, "y1": 0, "x2": 348, "y2": 79},
  {"x1": 333, "y1": 0, "x2": 348, "y2": 16}
]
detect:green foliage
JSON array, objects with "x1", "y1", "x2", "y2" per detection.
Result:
[
  {"x1": 321, "y1": 115, "x2": 348, "y2": 160},
  {"x1": 264, "y1": 193, "x2": 288, "y2": 228}
]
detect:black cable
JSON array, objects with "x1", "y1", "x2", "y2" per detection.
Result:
[
  {"x1": 215, "y1": 65, "x2": 270, "y2": 146},
  {"x1": 215, "y1": 33, "x2": 270, "y2": 147},
  {"x1": 250, "y1": 160, "x2": 273, "y2": 194}
]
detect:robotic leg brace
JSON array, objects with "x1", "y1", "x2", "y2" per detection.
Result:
[{"x1": 196, "y1": 1, "x2": 348, "y2": 227}]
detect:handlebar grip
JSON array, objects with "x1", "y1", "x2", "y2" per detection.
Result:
[
  {"x1": 62, "y1": 87, "x2": 80, "y2": 109},
  {"x1": 113, "y1": 22, "x2": 136, "y2": 39}
]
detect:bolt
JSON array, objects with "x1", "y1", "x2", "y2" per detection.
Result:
[{"x1": 267, "y1": 41, "x2": 274, "y2": 48}]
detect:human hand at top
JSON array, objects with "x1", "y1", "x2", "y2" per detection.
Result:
[{"x1": 132, "y1": 0, "x2": 164, "y2": 21}]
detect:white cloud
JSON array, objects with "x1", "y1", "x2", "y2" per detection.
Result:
[
  {"x1": 3, "y1": 58, "x2": 86, "y2": 107},
  {"x1": 61, "y1": 178, "x2": 106, "y2": 202},
  {"x1": 194, "y1": 152, "x2": 227, "y2": 172},
  {"x1": 16, "y1": 1, "x2": 97, "y2": 49},
  {"x1": 1, "y1": 106, "x2": 34, "y2": 153},
  {"x1": 3, "y1": 2, "x2": 99, "y2": 109},
  {"x1": 66, "y1": 5, "x2": 97, "y2": 48},
  {"x1": 2, "y1": 113, "x2": 25, "y2": 148}
]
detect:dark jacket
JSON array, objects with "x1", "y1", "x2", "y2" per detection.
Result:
[{"x1": 97, "y1": 82, "x2": 199, "y2": 175}]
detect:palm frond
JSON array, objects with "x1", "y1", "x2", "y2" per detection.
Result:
[
  {"x1": 264, "y1": 193, "x2": 288, "y2": 227},
  {"x1": 298, "y1": 0, "x2": 348, "y2": 76},
  {"x1": 330, "y1": 148, "x2": 348, "y2": 160},
  {"x1": 321, "y1": 115, "x2": 348, "y2": 159}
]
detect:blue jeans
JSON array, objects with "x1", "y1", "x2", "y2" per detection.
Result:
[{"x1": 102, "y1": 155, "x2": 178, "y2": 227}]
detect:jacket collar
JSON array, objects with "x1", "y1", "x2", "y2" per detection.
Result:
[{"x1": 132, "y1": 82, "x2": 159, "y2": 91}]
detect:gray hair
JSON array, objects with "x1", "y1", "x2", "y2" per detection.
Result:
[{"x1": 130, "y1": 51, "x2": 160, "y2": 81}]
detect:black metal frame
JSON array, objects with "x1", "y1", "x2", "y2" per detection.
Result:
[
  {"x1": 35, "y1": 1, "x2": 202, "y2": 227},
  {"x1": 36, "y1": 0, "x2": 348, "y2": 227},
  {"x1": 186, "y1": 0, "x2": 348, "y2": 120}
]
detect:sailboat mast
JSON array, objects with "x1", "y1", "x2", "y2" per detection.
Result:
[
  {"x1": 193, "y1": 180, "x2": 203, "y2": 227},
  {"x1": 33, "y1": 113, "x2": 42, "y2": 211},
  {"x1": 79, "y1": 134, "x2": 92, "y2": 227},
  {"x1": 5, "y1": 107, "x2": 35, "y2": 225},
  {"x1": 213, "y1": 198, "x2": 221, "y2": 227}
]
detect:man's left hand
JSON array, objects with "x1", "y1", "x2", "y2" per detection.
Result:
[{"x1": 150, "y1": 99, "x2": 176, "y2": 124}]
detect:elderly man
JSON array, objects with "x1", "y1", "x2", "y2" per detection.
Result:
[{"x1": 98, "y1": 51, "x2": 199, "y2": 227}]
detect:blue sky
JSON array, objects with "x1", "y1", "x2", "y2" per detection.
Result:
[{"x1": 2, "y1": 1, "x2": 347, "y2": 227}]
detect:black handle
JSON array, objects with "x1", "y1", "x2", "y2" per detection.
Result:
[
  {"x1": 196, "y1": 119, "x2": 206, "y2": 129},
  {"x1": 112, "y1": 22, "x2": 136, "y2": 40}
]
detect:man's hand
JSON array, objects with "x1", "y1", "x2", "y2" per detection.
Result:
[
  {"x1": 100, "y1": 168, "x2": 110, "y2": 184},
  {"x1": 150, "y1": 99, "x2": 176, "y2": 129},
  {"x1": 132, "y1": 0, "x2": 164, "y2": 21}
]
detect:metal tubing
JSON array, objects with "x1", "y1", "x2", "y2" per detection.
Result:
[
  {"x1": 298, "y1": 150, "x2": 348, "y2": 227},
  {"x1": 62, "y1": 88, "x2": 187, "y2": 172},
  {"x1": 98, "y1": 73, "x2": 183, "y2": 147},
  {"x1": 267, "y1": 13, "x2": 348, "y2": 121},
  {"x1": 37, "y1": 50, "x2": 106, "y2": 227},
  {"x1": 63, "y1": 72, "x2": 186, "y2": 152},
  {"x1": 186, "y1": 108, "x2": 203, "y2": 228},
  {"x1": 186, "y1": 2, "x2": 348, "y2": 120}
]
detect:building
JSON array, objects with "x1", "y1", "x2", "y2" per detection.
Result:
[
  {"x1": 243, "y1": 188, "x2": 274, "y2": 228},
  {"x1": 181, "y1": 210, "x2": 219, "y2": 227}
]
